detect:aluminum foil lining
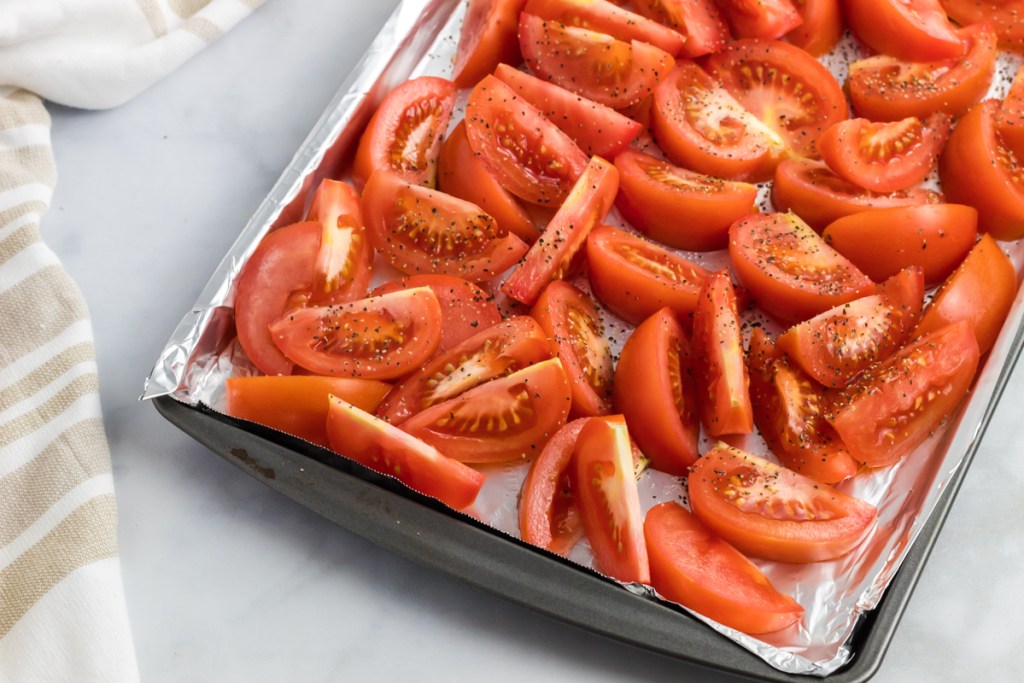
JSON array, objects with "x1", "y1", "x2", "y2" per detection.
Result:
[{"x1": 143, "y1": 0, "x2": 1024, "y2": 676}]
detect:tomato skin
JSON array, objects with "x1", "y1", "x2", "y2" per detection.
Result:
[
  {"x1": 916, "y1": 235, "x2": 1018, "y2": 356},
  {"x1": 823, "y1": 205, "x2": 978, "y2": 286},
  {"x1": 614, "y1": 149, "x2": 758, "y2": 252},
  {"x1": 452, "y1": 0, "x2": 526, "y2": 88},
  {"x1": 573, "y1": 417, "x2": 650, "y2": 583},
  {"x1": 326, "y1": 395, "x2": 484, "y2": 510},
  {"x1": 630, "y1": 0, "x2": 729, "y2": 58},
  {"x1": 644, "y1": 502, "x2": 804, "y2": 634},
  {"x1": 586, "y1": 225, "x2": 712, "y2": 325},
  {"x1": 828, "y1": 321, "x2": 980, "y2": 468},
  {"x1": 614, "y1": 309, "x2": 699, "y2": 475},
  {"x1": 785, "y1": 0, "x2": 841, "y2": 56},
  {"x1": 941, "y1": 0, "x2": 1024, "y2": 51},
  {"x1": 716, "y1": 0, "x2": 803, "y2": 40},
  {"x1": 353, "y1": 77, "x2": 456, "y2": 189},
  {"x1": 996, "y1": 65, "x2": 1024, "y2": 154},
  {"x1": 688, "y1": 446, "x2": 878, "y2": 563},
  {"x1": 525, "y1": 0, "x2": 686, "y2": 56},
  {"x1": 304, "y1": 179, "x2": 373, "y2": 304},
  {"x1": 846, "y1": 0, "x2": 964, "y2": 62}
]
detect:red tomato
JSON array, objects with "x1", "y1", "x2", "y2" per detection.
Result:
[
  {"x1": 269, "y1": 287, "x2": 442, "y2": 380},
  {"x1": 526, "y1": 0, "x2": 686, "y2": 55},
  {"x1": 692, "y1": 271, "x2": 753, "y2": 436},
  {"x1": 785, "y1": 0, "x2": 841, "y2": 56},
  {"x1": 493, "y1": 64, "x2": 642, "y2": 159},
  {"x1": 573, "y1": 417, "x2": 650, "y2": 583},
  {"x1": 688, "y1": 445, "x2": 878, "y2": 563},
  {"x1": 437, "y1": 121, "x2": 540, "y2": 244},
  {"x1": 772, "y1": 158, "x2": 942, "y2": 232},
  {"x1": 715, "y1": 0, "x2": 803, "y2": 40},
  {"x1": 817, "y1": 114, "x2": 951, "y2": 193},
  {"x1": 848, "y1": 23, "x2": 997, "y2": 122},
  {"x1": 361, "y1": 170, "x2": 529, "y2": 281},
  {"x1": 375, "y1": 316, "x2": 553, "y2": 424},
  {"x1": 828, "y1": 321, "x2": 980, "y2": 468},
  {"x1": 644, "y1": 502, "x2": 804, "y2": 634},
  {"x1": 651, "y1": 60, "x2": 786, "y2": 181},
  {"x1": 940, "y1": 100, "x2": 1024, "y2": 241},
  {"x1": 704, "y1": 39, "x2": 848, "y2": 158},
  {"x1": 614, "y1": 149, "x2": 758, "y2": 252},
  {"x1": 305, "y1": 179, "x2": 374, "y2": 303},
  {"x1": 630, "y1": 0, "x2": 729, "y2": 58},
  {"x1": 823, "y1": 205, "x2": 978, "y2": 285},
  {"x1": 370, "y1": 274, "x2": 502, "y2": 354},
  {"x1": 729, "y1": 213, "x2": 877, "y2": 323},
  {"x1": 502, "y1": 157, "x2": 619, "y2": 306},
  {"x1": 916, "y1": 235, "x2": 1018, "y2": 356},
  {"x1": 747, "y1": 329, "x2": 858, "y2": 484},
  {"x1": 465, "y1": 75, "x2": 589, "y2": 206},
  {"x1": 996, "y1": 65, "x2": 1024, "y2": 155},
  {"x1": 531, "y1": 281, "x2": 614, "y2": 417},
  {"x1": 518, "y1": 12, "x2": 675, "y2": 109},
  {"x1": 326, "y1": 395, "x2": 484, "y2": 510},
  {"x1": 225, "y1": 376, "x2": 391, "y2": 448},
  {"x1": 352, "y1": 77, "x2": 456, "y2": 189},
  {"x1": 776, "y1": 268, "x2": 925, "y2": 388},
  {"x1": 846, "y1": 0, "x2": 964, "y2": 62},
  {"x1": 941, "y1": 0, "x2": 1024, "y2": 51},
  {"x1": 614, "y1": 308, "x2": 699, "y2": 475},
  {"x1": 452, "y1": 0, "x2": 526, "y2": 88},
  {"x1": 586, "y1": 225, "x2": 712, "y2": 325},
  {"x1": 399, "y1": 358, "x2": 572, "y2": 463}
]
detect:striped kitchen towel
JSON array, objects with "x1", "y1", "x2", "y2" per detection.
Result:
[{"x1": 0, "y1": 1, "x2": 264, "y2": 681}]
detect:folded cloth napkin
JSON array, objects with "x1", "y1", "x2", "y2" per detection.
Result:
[{"x1": 0, "y1": 1, "x2": 263, "y2": 680}]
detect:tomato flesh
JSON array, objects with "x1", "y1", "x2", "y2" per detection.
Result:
[
  {"x1": 630, "y1": 0, "x2": 729, "y2": 58},
  {"x1": 846, "y1": 0, "x2": 964, "y2": 62},
  {"x1": 716, "y1": 0, "x2": 803, "y2": 40},
  {"x1": 785, "y1": 0, "x2": 842, "y2": 56},
  {"x1": 525, "y1": 0, "x2": 686, "y2": 56},
  {"x1": 305, "y1": 179, "x2": 373, "y2": 303},
  {"x1": 941, "y1": 0, "x2": 1024, "y2": 51},
  {"x1": 452, "y1": 0, "x2": 526, "y2": 88}
]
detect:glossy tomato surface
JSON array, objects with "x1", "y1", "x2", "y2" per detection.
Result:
[
  {"x1": 785, "y1": 0, "x2": 841, "y2": 55},
  {"x1": 716, "y1": 0, "x2": 802, "y2": 40},
  {"x1": 452, "y1": 0, "x2": 525, "y2": 87},
  {"x1": 525, "y1": 0, "x2": 686, "y2": 55},
  {"x1": 846, "y1": 0, "x2": 963, "y2": 62},
  {"x1": 941, "y1": 0, "x2": 1024, "y2": 51},
  {"x1": 631, "y1": 0, "x2": 729, "y2": 58},
  {"x1": 305, "y1": 178, "x2": 374, "y2": 303}
]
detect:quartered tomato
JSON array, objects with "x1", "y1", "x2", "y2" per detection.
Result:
[
  {"x1": 614, "y1": 308, "x2": 699, "y2": 475},
  {"x1": 644, "y1": 502, "x2": 804, "y2": 635},
  {"x1": 586, "y1": 225, "x2": 712, "y2": 325},
  {"x1": 693, "y1": 271, "x2": 753, "y2": 437},
  {"x1": 375, "y1": 316, "x2": 553, "y2": 424},
  {"x1": 573, "y1": 417, "x2": 650, "y2": 583},
  {"x1": 326, "y1": 395, "x2": 484, "y2": 510},
  {"x1": 715, "y1": 0, "x2": 803, "y2": 40},
  {"x1": 353, "y1": 76, "x2": 456, "y2": 188},
  {"x1": 996, "y1": 65, "x2": 1024, "y2": 154},
  {"x1": 614, "y1": 149, "x2": 758, "y2": 252},
  {"x1": 399, "y1": 358, "x2": 572, "y2": 463},
  {"x1": 785, "y1": 0, "x2": 842, "y2": 56},
  {"x1": 940, "y1": 100, "x2": 1024, "y2": 241},
  {"x1": 630, "y1": 0, "x2": 729, "y2": 58},
  {"x1": 916, "y1": 235, "x2": 1018, "y2": 356},
  {"x1": 651, "y1": 60, "x2": 786, "y2": 181},
  {"x1": 823, "y1": 205, "x2": 978, "y2": 285},
  {"x1": 704, "y1": 39, "x2": 848, "y2": 158},
  {"x1": 688, "y1": 445, "x2": 878, "y2": 563},
  {"x1": 772, "y1": 158, "x2": 941, "y2": 232},
  {"x1": 817, "y1": 114, "x2": 951, "y2": 193},
  {"x1": 305, "y1": 178, "x2": 374, "y2": 303},
  {"x1": 362, "y1": 170, "x2": 528, "y2": 281},
  {"x1": 846, "y1": 0, "x2": 964, "y2": 62},
  {"x1": 848, "y1": 23, "x2": 997, "y2": 122},
  {"x1": 465, "y1": 75, "x2": 589, "y2": 205},
  {"x1": 452, "y1": 0, "x2": 526, "y2": 88},
  {"x1": 747, "y1": 329, "x2": 858, "y2": 484},
  {"x1": 941, "y1": 0, "x2": 1024, "y2": 51},
  {"x1": 776, "y1": 268, "x2": 925, "y2": 388},
  {"x1": 502, "y1": 156, "x2": 619, "y2": 306},
  {"x1": 225, "y1": 375, "x2": 391, "y2": 448},
  {"x1": 269, "y1": 287, "x2": 442, "y2": 380},
  {"x1": 525, "y1": 0, "x2": 686, "y2": 55},
  {"x1": 828, "y1": 321, "x2": 980, "y2": 468},
  {"x1": 729, "y1": 213, "x2": 877, "y2": 323},
  {"x1": 531, "y1": 281, "x2": 614, "y2": 417},
  {"x1": 518, "y1": 13, "x2": 675, "y2": 109},
  {"x1": 493, "y1": 64, "x2": 642, "y2": 159}
]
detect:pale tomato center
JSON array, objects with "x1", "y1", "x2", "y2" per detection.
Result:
[
  {"x1": 565, "y1": 306, "x2": 612, "y2": 395},
  {"x1": 390, "y1": 97, "x2": 446, "y2": 176},
  {"x1": 430, "y1": 382, "x2": 534, "y2": 434}
]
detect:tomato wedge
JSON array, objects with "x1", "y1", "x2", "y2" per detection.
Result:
[
  {"x1": 362, "y1": 170, "x2": 528, "y2": 282},
  {"x1": 525, "y1": 0, "x2": 686, "y2": 55},
  {"x1": 326, "y1": 395, "x2": 484, "y2": 510},
  {"x1": 776, "y1": 268, "x2": 924, "y2": 389},
  {"x1": 785, "y1": 0, "x2": 842, "y2": 56},
  {"x1": 729, "y1": 213, "x2": 876, "y2": 323},
  {"x1": 996, "y1": 65, "x2": 1024, "y2": 155},
  {"x1": 465, "y1": 75, "x2": 588, "y2": 206},
  {"x1": 270, "y1": 287, "x2": 442, "y2": 380},
  {"x1": 630, "y1": 0, "x2": 729, "y2": 58},
  {"x1": 614, "y1": 308, "x2": 699, "y2": 475},
  {"x1": 375, "y1": 316, "x2": 553, "y2": 424},
  {"x1": 225, "y1": 376, "x2": 391, "y2": 448},
  {"x1": 502, "y1": 156, "x2": 619, "y2": 306},
  {"x1": 818, "y1": 114, "x2": 951, "y2": 193},
  {"x1": 305, "y1": 179, "x2": 373, "y2": 303},
  {"x1": 573, "y1": 417, "x2": 650, "y2": 583},
  {"x1": 353, "y1": 77, "x2": 456, "y2": 188},
  {"x1": 399, "y1": 358, "x2": 572, "y2": 463},
  {"x1": 452, "y1": 0, "x2": 526, "y2": 88},
  {"x1": 941, "y1": 0, "x2": 1024, "y2": 51},
  {"x1": 688, "y1": 445, "x2": 878, "y2": 563},
  {"x1": 846, "y1": 0, "x2": 964, "y2": 62},
  {"x1": 644, "y1": 502, "x2": 804, "y2": 635},
  {"x1": 828, "y1": 321, "x2": 980, "y2": 468},
  {"x1": 614, "y1": 150, "x2": 758, "y2": 252},
  {"x1": 586, "y1": 225, "x2": 712, "y2": 325},
  {"x1": 716, "y1": 0, "x2": 803, "y2": 40}
]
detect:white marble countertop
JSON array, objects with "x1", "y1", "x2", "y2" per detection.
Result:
[{"x1": 42, "y1": 1, "x2": 1024, "y2": 680}]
